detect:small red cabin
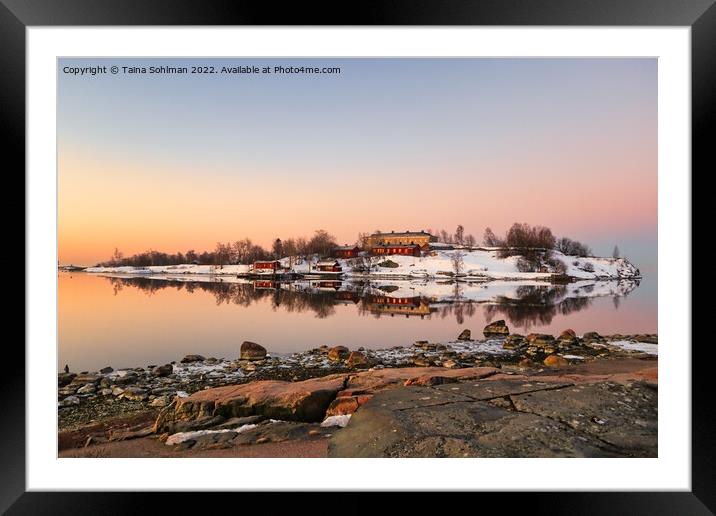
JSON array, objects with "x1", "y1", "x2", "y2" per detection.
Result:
[
  {"x1": 371, "y1": 244, "x2": 421, "y2": 257},
  {"x1": 253, "y1": 260, "x2": 280, "y2": 271},
  {"x1": 333, "y1": 245, "x2": 361, "y2": 258},
  {"x1": 315, "y1": 260, "x2": 342, "y2": 272}
]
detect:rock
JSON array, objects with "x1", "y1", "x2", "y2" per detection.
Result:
[
  {"x1": 404, "y1": 375, "x2": 459, "y2": 387},
  {"x1": 58, "y1": 372, "x2": 76, "y2": 387},
  {"x1": 150, "y1": 396, "x2": 170, "y2": 407},
  {"x1": 526, "y1": 333, "x2": 556, "y2": 348},
  {"x1": 100, "y1": 366, "x2": 114, "y2": 374},
  {"x1": 543, "y1": 355, "x2": 569, "y2": 368},
  {"x1": 327, "y1": 346, "x2": 350, "y2": 362},
  {"x1": 414, "y1": 340, "x2": 429, "y2": 347},
  {"x1": 582, "y1": 331, "x2": 604, "y2": 343},
  {"x1": 559, "y1": 329, "x2": 577, "y2": 339},
  {"x1": 240, "y1": 341, "x2": 267, "y2": 361},
  {"x1": 346, "y1": 351, "x2": 368, "y2": 368},
  {"x1": 181, "y1": 354, "x2": 205, "y2": 363},
  {"x1": 154, "y1": 376, "x2": 347, "y2": 431},
  {"x1": 71, "y1": 373, "x2": 101, "y2": 385},
  {"x1": 120, "y1": 387, "x2": 148, "y2": 401},
  {"x1": 111, "y1": 387, "x2": 125, "y2": 396},
  {"x1": 328, "y1": 379, "x2": 655, "y2": 458},
  {"x1": 503, "y1": 334, "x2": 526, "y2": 350},
  {"x1": 59, "y1": 396, "x2": 80, "y2": 407},
  {"x1": 112, "y1": 372, "x2": 139, "y2": 385},
  {"x1": 152, "y1": 364, "x2": 173, "y2": 377},
  {"x1": 442, "y1": 359, "x2": 459, "y2": 369},
  {"x1": 325, "y1": 395, "x2": 373, "y2": 417},
  {"x1": 412, "y1": 356, "x2": 431, "y2": 367},
  {"x1": 318, "y1": 345, "x2": 330, "y2": 354},
  {"x1": 483, "y1": 320, "x2": 509, "y2": 337},
  {"x1": 63, "y1": 364, "x2": 69, "y2": 373},
  {"x1": 76, "y1": 383, "x2": 96, "y2": 394},
  {"x1": 99, "y1": 388, "x2": 113, "y2": 396},
  {"x1": 212, "y1": 415, "x2": 266, "y2": 430},
  {"x1": 457, "y1": 329, "x2": 472, "y2": 341}
]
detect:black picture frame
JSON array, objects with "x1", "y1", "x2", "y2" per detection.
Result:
[{"x1": 6, "y1": 0, "x2": 710, "y2": 513}]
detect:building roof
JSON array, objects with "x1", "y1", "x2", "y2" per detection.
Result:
[
  {"x1": 334, "y1": 245, "x2": 361, "y2": 250},
  {"x1": 370, "y1": 230, "x2": 433, "y2": 237},
  {"x1": 254, "y1": 260, "x2": 280, "y2": 264},
  {"x1": 371, "y1": 243, "x2": 421, "y2": 249},
  {"x1": 317, "y1": 260, "x2": 340, "y2": 266}
]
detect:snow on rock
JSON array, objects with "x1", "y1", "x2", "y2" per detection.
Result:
[
  {"x1": 608, "y1": 341, "x2": 658, "y2": 356},
  {"x1": 165, "y1": 423, "x2": 258, "y2": 445},
  {"x1": 321, "y1": 414, "x2": 352, "y2": 428}
]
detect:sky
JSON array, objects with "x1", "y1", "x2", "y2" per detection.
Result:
[{"x1": 58, "y1": 58, "x2": 657, "y2": 272}]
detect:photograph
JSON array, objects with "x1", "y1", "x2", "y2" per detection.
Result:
[{"x1": 56, "y1": 56, "x2": 659, "y2": 459}]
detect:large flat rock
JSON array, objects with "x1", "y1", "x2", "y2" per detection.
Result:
[
  {"x1": 328, "y1": 378, "x2": 657, "y2": 458},
  {"x1": 154, "y1": 375, "x2": 348, "y2": 431}
]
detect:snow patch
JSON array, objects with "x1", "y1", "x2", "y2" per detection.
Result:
[
  {"x1": 165, "y1": 424, "x2": 258, "y2": 445},
  {"x1": 321, "y1": 414, "x2": 352, "y2": 428},
  {"x1": 608, "y1": 341, "x2": 658, "y2": 356}
]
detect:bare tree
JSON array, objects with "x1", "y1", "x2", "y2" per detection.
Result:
[
  {"x1": 272, "y1": 238, "x2": 283, "y2": 259},
  {"x1": 450, "y1": 250, "x2": 465, "y2": 277},
  {"x1": 439, "y1": 229, "x2": 450, "y2": 243},
  {"x1": 612, "y1": 245, "x2": 620, "y2": 259},
  {"x1": 483, "y1": 227, "x2": 501, "y2": 247},
  {"x1": 465, "y1": 234, "x2": 476, "y2": 247},
  {"x1": 454, "y1": 225, "x2": 465, "y2": 245}
]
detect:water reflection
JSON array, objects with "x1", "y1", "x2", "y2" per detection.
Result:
[{"x1": 103, "y1": 275, "x2": 639, "y2": 330}]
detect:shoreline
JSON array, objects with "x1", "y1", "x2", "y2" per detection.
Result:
[{"x1": 59, "y1": 326, "x2": 658, "y2": 458}]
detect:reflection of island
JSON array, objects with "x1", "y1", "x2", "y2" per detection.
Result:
[{"x1": 101, "y1": 276, "x2": 638, "y2": 326}]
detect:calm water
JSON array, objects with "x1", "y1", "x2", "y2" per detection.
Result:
[{"x1": 58, "y1": 272, "x2": 657, "y2": 372}]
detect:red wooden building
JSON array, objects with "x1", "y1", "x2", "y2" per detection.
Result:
[
  {"x1": 333, "y1": 245, "x2": 361, "y2": 258},
  {"x1": 370, "y1": 244, "x2": 421, "y2": 257},
  {"x1": 315, "y1": 260, "x2": 342, "y2": 272},
  {"x1": 253, "y1": 260, "x2": 281, "y2": 271}
]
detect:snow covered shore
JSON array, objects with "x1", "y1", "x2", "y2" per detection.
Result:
[{"x1": 83, "y1": 249, "x2": 640, "y2": 282}]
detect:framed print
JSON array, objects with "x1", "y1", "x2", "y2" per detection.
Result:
[{"x1": 6, "y1": 0, "x2": 712, "y2": 512}]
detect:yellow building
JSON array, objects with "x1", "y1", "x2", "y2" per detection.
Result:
[{"x1": 366, "y1": 230, "x2": 437, "y2": 248}]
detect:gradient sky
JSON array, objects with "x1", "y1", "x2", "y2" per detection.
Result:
[{"x1": 58, "y1": 58, "x2": 657, "y2": 271}]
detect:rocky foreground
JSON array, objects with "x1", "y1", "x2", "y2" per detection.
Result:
[{"x1": 59, "y1": 323, "x2": 658, "y2": 458}]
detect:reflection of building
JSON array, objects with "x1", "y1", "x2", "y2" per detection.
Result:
[
  {"x1": 335, "y1": 291, "x2": 362, "y2": 303},
  {"x1": 311, "y1": 281, "x2": 342, "y2": 291},
  {"x1": 371, "y1": 244, "x2": 421, "y2": 257},
  {"x1": 367, "y1": 230, "x2": 437, "y2": 248},
  {"x1": 333, "y1": 245, "x2": 361, "y2": 258},
  {"x1": 315, "y1": 260, "x2": 342, "y2": 272},
  {"x1": 365, "y1": 295, "x2": 434, "y2": 318},
  {"x1": 253, "y1": 280, "x2": 277, "y2": 289}
]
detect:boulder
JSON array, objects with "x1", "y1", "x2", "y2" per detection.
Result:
[
  {"x1": 582, "y1": 332, "x2": 604, "y2": 343},
  {"x1": 483, "y1": 320, "x2": 510, "y2": 337},
  {"x1": 240, "y1": 341, "x2": 267, "y2": 361},
  {"x1": 153, "y1": 375, "x2": 347, "y2": 431},
  {"x1": 559, "y1": 329, "x2": 577, "y2": 339},
  {"x1": 457, "y1": 329, "x2": 472, "y2": 341},
  {"x1": 120, "y1": 387, "x2": 148, "y2": 401},
  {"x1": 58, "y1": 372, "x2": 76, "y2": 387},
  {"x1": 100, "y1": 366, "x2": 114, "y2": 374},
  {"x1": 325, "y1": 395, "x2": 373, "y2": 417},
  {"x1": 71, "y1": 373, "x2": 101, "y2": 385},
  {"x1": 327, "y1": 346, "x2": 350, "y2": 362},
  {"x1": 503, "y1": 334, "x2": 527, "y2": 350},
  {"x1": 526, "y1": 333, "x2": 556, "y2": 348},
  {"x1": 152, "y1": 364, "x2": 174, "y2": 377},
  {"x1": 58, "y1": 396, "x2": 80, "y2": 407},
  {"x1": 346, "y1": 351, "x2": 369, "y2": 368},
  {"x1": 180, "y1": 354, "x2": 206, "y2": 363},
  {"x1": 543, "y1": 355, "x2": 569, "y2": 368},
  {"x1": 412, "y1": 356, "x2": 431, "y2": 367},
  {"x1": 76, "y1": 383, "x2": 96, "y2": 394}
]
